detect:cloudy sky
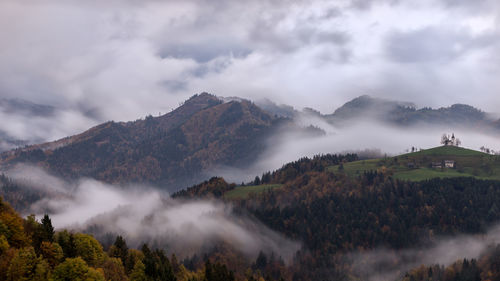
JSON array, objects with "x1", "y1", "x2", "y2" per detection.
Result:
[{"x1": 0, "y1": 0, "x2": 499, "y2": 142}]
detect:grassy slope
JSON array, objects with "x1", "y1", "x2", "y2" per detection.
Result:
[
  {"x1": 409, "y1": 145, "x2": 485, "y2": 156},
  {"x1": 330, "y1": 146, "x2": 500, "y2": 182},
  {"x1": 224, "y1": 184, "x2": 283, "y2": 199}
]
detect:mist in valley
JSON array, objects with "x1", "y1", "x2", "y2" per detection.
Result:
[
  {"x1": 5, "y1": 165, "x2": 300, "y2": 262},
  {"x1": 214, "y1": 111, "x2": 500, "y2": 184},
  {"x1": 6, "y1": 162, "x2": 500, "y2": 280},
  {"x1": 1, "y1": 0, "x2": 500, "y2": 279},
  {"x1": 350, "y1": 224, "x2": 500, "y2": 281}
]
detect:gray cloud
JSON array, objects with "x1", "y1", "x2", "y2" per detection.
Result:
[
  {"x1": 0, "y1": 98, "x2": 97, "y2": 149},
  {"x1": 0, "y1": 0, "x2": 499, "y2": 148},
  {"x1": 248, "y1": 17, "x2": 350, "y2": 53},
  {"x1": 350, "y1": 0, "x2": 400, "y2": 11},
  {"x1": 350, "y1": 0, "x2": 499, "y2": 12},
  {"x1": 385, "y1": 26, "x2": 497, "y2": 63},
  {"x1": 438, "y1": 0, "x2": 500, "y2": 13},
  {"x1": 159, "y1": 42, "x2": 251, "y2": 63}
]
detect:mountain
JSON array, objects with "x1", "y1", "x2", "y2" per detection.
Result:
[
  {"x1": 327, "y1": 95, "x2": 492, "y2": 129},
  {"x1": 328, "y1": 95, "x2": 415, "y2": 121},
  {"x1": 0, "y1": 131, "x2": 29, "y2": 153},
  {"x1": 1, "y1": 93, "x2": 499, "y2": 190},
  {"x1": 0, "y1": 98, "x2": 56, "y2": 152},
  {"x1": 0, "y1": 93, "x2": 284, "y2": 190},
  {"x1": 0, "y1": 98, "x2": 55, "y2": 117},
  {"x1": 254, "y1": 98, "x2": 298, "y2": 118}
]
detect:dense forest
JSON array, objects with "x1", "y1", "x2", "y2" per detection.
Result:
[
  {"x1": 174, "y1": 153, "x2": 500, "y2": 280},
  {"x1": 0, "y1": 196, "x2": 292, "y2": 281},
  {"x1": 0, "y1": 174, "x2": 54, "y2": 212},
  {"x1": 3, "y1": 152, "x2": 500, "y2": 280},
  {"x1": 402, "y1": 246, "x2": 500, "y2": 281},
  {"x1": 173, "y1": 153, "x2": 358, "y2": 199},
  {"x1": 237, "y1": 174, "x2": 500, "y2": 280}
]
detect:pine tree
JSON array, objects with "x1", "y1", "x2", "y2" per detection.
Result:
[
  {"x1": 254, "y1": 176, "x2": 261, "y2": 185},
  {"x1": 41, "y1": 214, "x2": 54, "y2": 242},
  {"x1": 109, "y1": 235, "x2": 129, "y2": 266}
]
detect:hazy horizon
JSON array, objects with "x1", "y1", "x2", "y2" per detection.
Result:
[{"x1": 1, "y1": 0, "x2": 499, "y2": 146}]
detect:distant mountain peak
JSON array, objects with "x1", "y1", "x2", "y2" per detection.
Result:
[
  {"x1": 221, "y1": 96, "x2": 250, "y2": 104},
  {"x1": 183, "y1": 92, "x2": 222, "y2": 106},
  {"x1": 448, "y1": 103, "x2": 483, "y2": 112},
  {"x1": 0, "y1": 97, "x2": 55, "y2": 117},
  {"x1": 334, "y1": 95, "x2": 415, "y2": 112},
  {"x1": 254, "y1": 98, "x2": 297, "y2": 118},
  {"x1": 328, "y1": 95, "x2": 491, "y2": 128},
  {"x1": 0, "y1": 92, "x2": 280, "y2": 190},
  {"x1": 331, "y1": 95, "x2": 413, "y2": 121}
]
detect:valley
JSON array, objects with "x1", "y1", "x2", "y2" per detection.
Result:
[
  {"x1": 2, "y1": 1, "x2": 499, "y2": 279},
  {"x1": 1, "y1": 96, "x2": 500, "y2": 281}
]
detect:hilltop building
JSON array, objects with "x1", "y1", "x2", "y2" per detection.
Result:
[
  {"x1": 441, "y1": 133, "x2": 461, "y2": 147},
  {"x1": 444, "y1": 160, "x2": 455, "y2": 168},
  {"x1": 431, "y1": 160, "x2": 455, "y2": 169}
]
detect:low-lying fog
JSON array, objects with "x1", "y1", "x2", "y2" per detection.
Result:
[
  {"x1": 214, "y1": 115, "x2": 500, "y2": 183},
  {"x1": 350, "y1": 224, "x2": 500, "y2": 281},
  {"x1": 6, "y1": 165, "x2": 300, "y2": 261},
  {"x1": 7, "y1": 164, "x2": 500, "y2": 279}
]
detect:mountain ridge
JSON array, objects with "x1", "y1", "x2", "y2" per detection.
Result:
[
  {"x1": 326, "y1": 95, "x2": 493, "y2": 128},
  {"x1": 2, "y1": 93, "x2": 500, "y2": 190},
  {"x1": 0, "y1": 93, "x2": 284, "y2": 190}
]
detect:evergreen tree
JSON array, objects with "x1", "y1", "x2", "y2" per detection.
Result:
[
  {"x1": 40, "y1": 214, "x2": 54, "y2": 242},
  {"x1": 109, "y1": 235, "x2": 129, "y2": 267},
  {"x1": 254, "y1": 176, "x2": 261, "y2": 185}
]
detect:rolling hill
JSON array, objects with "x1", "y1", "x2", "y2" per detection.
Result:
[
  {"x1": 174, "y1": 145, "x2": 500, "y2": 201},
  {"x1": 170, "y1": 147, "x2": 500, "y2": 280},
  {"x1": 329, "y1": 145, "x2": 500, "y2": 181},
  {"x1": 2, "y1": 93, "x2": 500, "y2": 191},
  {"x1": 0, "y1": 93, "x2": 286, "y2": 190}
]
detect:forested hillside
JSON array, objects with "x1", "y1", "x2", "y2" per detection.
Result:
[
  {"x1": 2, "y1": 97, "x2": 500, "y2": 280},
  {"x1": 402, "y1": 249, "x2": 500, "y2": 281},
  {"x1": 3, "y1": 150, "x2": 500, "y2": 280},
  {"x1": 0, "y1": 93, "x2": 285, "y2": 190},
  {"x1": 2, "y1": 94, "x2": 500, "y2": 192},
  {"x1": 0, "y1": 196, "x2": 292, "y2": 281},
  {"x1": 173, "y1": 151, "x2": 500, "y2": 280}
]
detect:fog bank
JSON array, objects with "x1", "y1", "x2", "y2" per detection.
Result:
[
  {"x1": 215, "y1": 117, "x2": 500, "y2": 183},
  {"x1": 6, "y1": 166, "x2": 300, "y2": 261},
  {"x1": 350, "y1": 224, "x2": 500, "y2": 281}
]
